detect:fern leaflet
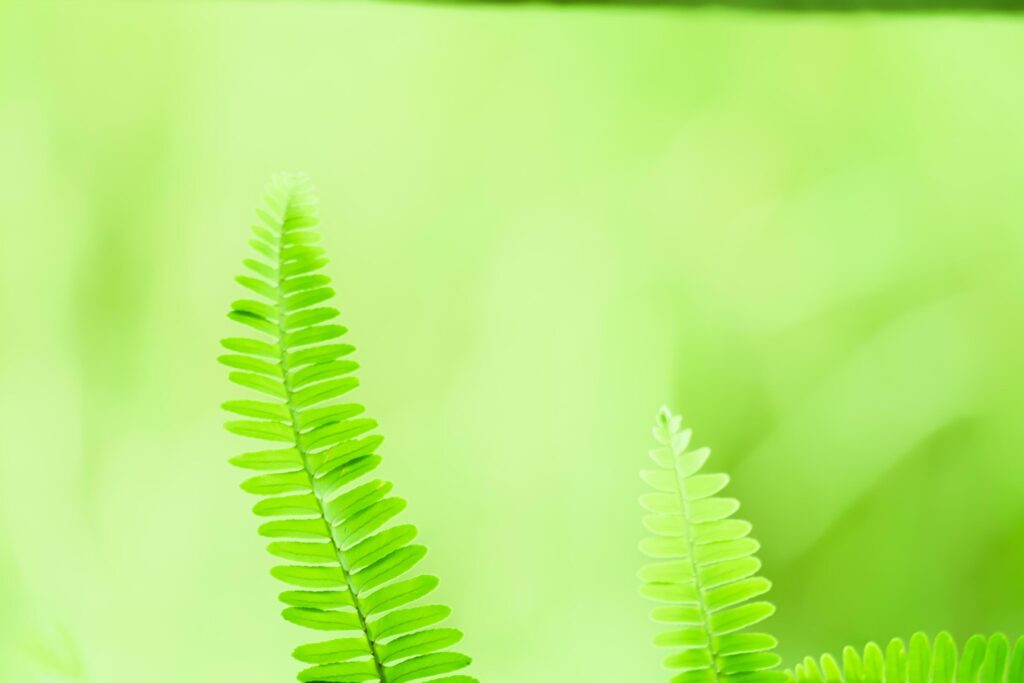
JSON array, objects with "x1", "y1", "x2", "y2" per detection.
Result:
[
  {"x1": 640, "y1": 406, "x2": 784, "y2": 683},
  {"x1": 220, "y1": 173, "x2": 475, "y2": 683},
  {"x1": 787, "y1": 632, "x2": 1024, "y2": 683}
]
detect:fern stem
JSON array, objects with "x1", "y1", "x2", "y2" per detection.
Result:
[
  {"x1": 272, "y1": 202, "x2": 389, "y2": 682},
  {"x1": 672, "y1": 450, "x2": 720, "y2": 683}
]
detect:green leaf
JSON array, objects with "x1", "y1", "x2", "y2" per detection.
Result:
[
  {"x1": 960, "y1": 635, "x2": 987, "y2": 683},
  {"x1": 259, "y1": 518, "x2": 330, "y2": 540},
  {"x1": 271, "y1": 565, "x2": 347, "y2": 589},
  {"x1": 344, "y1": 524, "x2": 418, "y2": 572},
  {"x1": 228, "y1": 371, "x2": 286, "y2": 399},
  {"x1": 232, "y1": 298, "x2": 278, "y2": 322},
  {"x1": 362, "y1": 575, "x2": 439, "y2": 616},
  {"x1": 297, "y1": 661, "x2": 378, "y2": 683},
  {"x1": 283, "y1": 607, "x2": 362, "y2": 631},
  {"x1": 1009, "y1": 638, "x2": 1024, "y2": 683},
  {"x1": 704, "y1": 577, "x2": 771, "y2": 611},
  {"x1": 721, "y1": 652, "x2": 781, "y2": 674},
  {"x1": 252, "y1": 493, "x2": 319, "y2": 517},
  {"x1": 714, "y1": 633, "x2": 777, "y2": 656},
  {"x1": 237, "y1": 274, "x2": 277, "y2": 300},
  {"x1": 326, "y1": 479, "x2": 393, "y2": 521},
  {"x1": 222, "y1": 400, "x2": 290, "y2": 421},
  {"x1": 284, "y1": 324, "x2": 347, "y2": 348},
  {"x1": 248, "y1": 238, "x2": 276, "y2": 261},
  {"x1": 693, "y1": 519, "x2": 752, "y2": 544},
  {"x1": 243, "y1": 258, "x2": 277, "y2": 282},
  {"x1": 709, "y1": 602, "x2": 774, "y2": 634},
  {"x1": 291, "y1": 360, "x2": 359, "y2": 390},
  {"x1": 931, "y1": 632, "x2": 957, "y2": 683},
  {"x1": 699, "y1": 557, "x2": 761, "y2": 588},
  {"x1": 842, "y1": 647, "x2": 864, "y2": 683},
  {"x1": 369, "y1": 604, "x2": 451, "y2": 640},
  {"x1": 241, "y1": 470, "x2": 310, "y2": 495},
  {"x1": 230, "y1": 448, "x2": 302, "y2": 471},
  {"x1": 981, "y1": 634, "x2": 1009, "y2": 683},
  {"x1": 378, "y1": 628, "x2": 463, "y2": 663},
  {"x1": 318, "y1": 435, "x2": 384, "y2": 474},
  {"x1": 293, "y1": 638, "x2": 370, "y2": 664},
  {"x1": 386, "y1": 652, "x2": 471, "y2": 683},
  {"x1": 654, "y1": 626, "x2": 707, "y2": 648},
  {"x1": 316, "y1": 455, "x2": 382, "y2": 494},
  {"x1": 228, "y1": 309, "x2": 277, "y2": 336},
  {"x1": 885, "y1": 639, "x2": 905, "y2": 683},
  {"x1": 282, "y1": 255, "x2": 328, "y2": 278},
  {"x1": 296, "y1": 403, "x2": 365, "y2": 431},
  {"x1": 287, "y1": 343, "x2": 356, "y2": 368},
  {"x1": 908, "y1": 633, "x2": 930, "y2": 683},
  {"x1": 695, "y1": 538, "x2": 760, "y2": 564},
  {"x1": 281, "y1": 274, "x2": 329, "y2": 295},
  {"x1": 350, "y1": 545, "x2": 426, "y2": 594},
  {"x1": 822, "y1": 655, "x2": 843, "y2": 683},
  {"x1": 285, "y1": 306, "x2": 340, "y2": 330},
  {"x1": 221, "y1": 336, "x2": 279, "y2": 358},
  {"x1": 333, "y1": 498, "x2": 406, "y2": 547},
  {"x1": 280, "y1": 590, "x2": 354, "y2": 610},
  {"x1": 292, "y1": 377, "x2": 359, "y2": 410},
  {"x1": 282, "y1": 230, "x2": 321, "y2": 247},
  {"x1": 217, "y1": 354, "x2": 283, "y2": 377},
  {"x1": 225, "y1": 420, "x2": 294, "y2": 443},
  {"x1": 283, "y1": 244, "x2": 326, "y2": 263},
  {"x1": 300, "y1": 417, "x2": 376, "y2": 453},
  {"x1": 863, "y1": 642, "x2": 885, "y2": 683},
  {"x1": 283, "y1": 287, "x2": 334, "y2": 312},
  {"x1": 268, "y1": 541, "x2": 337, "y2": 564}
]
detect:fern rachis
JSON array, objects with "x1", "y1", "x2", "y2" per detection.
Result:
[{"x1": 220, "y1": 173, "x2": 474, "y2": 683}]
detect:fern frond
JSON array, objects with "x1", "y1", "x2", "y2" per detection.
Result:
[
  {"x1": 220, "y1": 173, "x2": 475, "y2": 683},
  {"x1": 640, "y1": 406, "x2": 784, "y2": 683},
  {"x1": 787, "y1": 632, "x2": 1024, "y2": 683}
]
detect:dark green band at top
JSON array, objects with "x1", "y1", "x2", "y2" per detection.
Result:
[{"x1": 393, "y1": 0, "x2": 1024, "y2": 10}]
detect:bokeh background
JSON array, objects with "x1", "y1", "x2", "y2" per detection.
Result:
[{"x1": 1, "y1": 1, "x2": 1023, "y2": 681}]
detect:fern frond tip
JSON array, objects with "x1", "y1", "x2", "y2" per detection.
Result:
[
  {"x1": 641, "y1": 408, "x2": 780, "y2": 683},
  {"x1": 222, "y1": 175, "x2": 474, "y2": 683}
]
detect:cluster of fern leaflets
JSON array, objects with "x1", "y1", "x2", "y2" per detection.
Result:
[
  {"x1": 220, "y1": 173, "x2": 474, "y2": 683},
  {"x1": 639, "y1": 408, "x2": 1023, "y2": 683},
  {"x1": 216, "y1": 175, "x2": 1020, "y2": 683},
  {"x1": 788, "y1": 632, "x2": 1024, "y2": 683}
]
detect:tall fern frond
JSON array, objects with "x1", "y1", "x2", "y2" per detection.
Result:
[
  {"x1": 220, "y1": 173, "x2": 475, "y2": 683},
  {"x1": 787, "y1": 632, "x2": 1024, "y2": 683},
  {"x1": 640, "y1": 406, "x2": 785, "y2": 683}
]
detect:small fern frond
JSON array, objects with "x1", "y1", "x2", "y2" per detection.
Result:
[
  {"x1": 220, "y1": 173, "x2": 475, "y2": 683},
  {"x1": 787, "y1": 632, "x2": 1024, "y2": 683},
  {"x1": 640, "y1": 406, "x2": 784, "y2": 683}
]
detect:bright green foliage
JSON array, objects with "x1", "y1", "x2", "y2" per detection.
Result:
[
  {"x1": 639, "y1": 409, "x2": 1023, "y2": 683},
  {"x1": 220, "y1": 173, "x2": 474, "y2": 683},
  {"x1": 639, "y1": 406, "x2": 784, "y2": 683},
  {"x1": 787, "y1": 632, "x2": 1024, "y2": 683}
]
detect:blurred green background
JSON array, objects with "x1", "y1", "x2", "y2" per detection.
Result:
[{"x1": 1, "y1": 1, "x2": 1023, "y2": 681}]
